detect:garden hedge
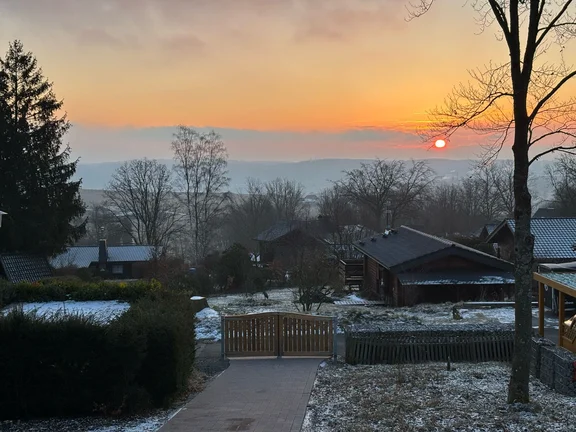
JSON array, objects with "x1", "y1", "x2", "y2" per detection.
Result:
[
  {"x1": 0, "y1": 292, "x2": 202, "y2": 419},
  {"x1": 0, "y1": 277, "x2": 163, "y2": 307}
]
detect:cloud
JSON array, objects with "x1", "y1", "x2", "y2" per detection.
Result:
[
  {"x1": 160, "y1": 33, "x2": 206, "y2": 55},
  {"x1": 75, "y1": 28, "x2": 139, "y2": 49},
  {"x1": 65, "y1": 123, "x2": 476, "y2": 163},
  {"x1": 0, "y1": 0, "x2": 408, "y2": 49}
]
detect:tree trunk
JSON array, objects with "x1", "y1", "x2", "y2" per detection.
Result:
[{"x1": 507, "y1": 123, "x2": 535, "y2": 404}]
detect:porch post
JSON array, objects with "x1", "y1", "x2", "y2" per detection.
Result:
[
  {"x1": 538, "y1": 282, "x2": 544, "y2": 337},
  {"x1": 559, "y1": 291, "x2": 565, "y2": 348}
]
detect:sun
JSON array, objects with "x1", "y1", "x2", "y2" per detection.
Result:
[{"x1": 434, "y1": 139, "x2": 446, "y2": 149}]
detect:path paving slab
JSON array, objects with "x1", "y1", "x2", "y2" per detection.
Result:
[{"x1": 159, "y1": 358, "x2": 321, "y2": 432}]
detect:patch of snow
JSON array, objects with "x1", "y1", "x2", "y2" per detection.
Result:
[
  {"x1": 196, "y1": 307, "x2": 219, "y2": 319},
  {"x1": 2, "y1": 301, "x2": 129, "y2": 324},
  {"x1": 195, "y1": 307, "x2": 221, "y2": 341},
  {"x1": 346, "y1": 294, "x2": 365, "y2": 302},
  {"x1": 190, "y1": 296, "x2": 205, "y2": 300},
  {"x1": 89, "y1": 417, "x2": 162, "y2": 432}
]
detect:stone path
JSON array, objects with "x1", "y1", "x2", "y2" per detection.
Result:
[{"x1": 159, "y1": 358, "x2": 321, "y2": 432}]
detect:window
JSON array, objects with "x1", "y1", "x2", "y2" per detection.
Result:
[{"x1": 111, "y1": 264, "x2": 124, "y2": 275}]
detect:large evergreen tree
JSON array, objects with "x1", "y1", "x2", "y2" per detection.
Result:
[{"x1": 0, "y1": 40, "x2": 85, "y2": 255}]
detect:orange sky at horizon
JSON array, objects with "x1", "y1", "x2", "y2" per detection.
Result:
[{"x1": 0, "y1": 0, "x2": 573, "y2": 161}]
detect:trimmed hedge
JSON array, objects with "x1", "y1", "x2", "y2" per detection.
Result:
[
  {"x1": 0, "y1": 292, "x2": 201, "y2": 419},
  {"x1": 0, "y1": 277, "x2": 163, "y2": 307}
]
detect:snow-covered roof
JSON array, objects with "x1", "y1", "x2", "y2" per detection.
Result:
[
  {"x1": 398, "y1": 271, "x2": 515, "y2": 286},
  {"x1": 486, "y1": 218, "x2": 576, "y2": 260},
  {"x1": 51, "y1": 245, "x2": 158, "y2": 268}
]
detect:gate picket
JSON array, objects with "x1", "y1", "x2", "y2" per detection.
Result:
[{"x1": 222, "y1": 312, "x2": 335, "y2": 357}]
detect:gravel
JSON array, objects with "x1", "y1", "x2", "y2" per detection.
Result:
[{"x1": 303, "y1": 361, "x2": 576, "y2": 432}]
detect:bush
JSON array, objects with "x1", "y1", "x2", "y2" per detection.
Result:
[
  {"x1": 0, "y1": 278, "x2": 163, "y2": 307},
  {"x1": 0, "y1": 292, "x2": 200, "y2": 419}
]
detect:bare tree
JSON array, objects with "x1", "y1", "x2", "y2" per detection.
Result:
[
  {"x1": 226, "y1": 178, "x2": 275, "y2": 250},
  {"x1": 410, "y1": 0, "x2": 576, "y2": 403},
  {"x1": 422, "y1": 182, "x2": 465, "y2": 235},
  {"x1": 292, "y1": 251, "x2": 338, "y2": 312},
  {"x1": 547, "y1": 154, "x2": 576, "y2": 214},
  {"x1": 338, "y1": 159, "x2": 434, "y2": 231},
  {"x1": 337, "y1": 159, "x2": 403, "y2": 231},
  {"x1": 104, "y1": 159, "x2": 182, "y2": 254},
  {"x1": 172, "y1": 126, "x2": 230, "y2": 263},
  {"x1": 265, "y1": 178, "x2": 306, "y2": 221},
  {"x1": 391, "y1": 160, "x2": 436, "y2": 224},
  {"x1": 318, "y1": 185, "x2": 357, "y2": 232},
  {"x1": 318, "y1": 185, "x2": 374, "y2": 259},
  {"x1": 80, "y1": 203, "x2": 132, "y2": 246}
]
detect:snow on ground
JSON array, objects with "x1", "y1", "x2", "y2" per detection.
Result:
[
  {"x1": 303, "y1": 361, "x2": 576, "y2": 432},
  {"x1": 1, "y1": 301, "x2": 130, "y2": 324},
  {"x1": 197, "y1": 288, "x2": 563, "y2": 342},
  {"x1": 0, "y1": 408, "x2": 177, "y2": 432},
  {"x1": 195, "y1": 307, "x2": 221, "y2": 341}
]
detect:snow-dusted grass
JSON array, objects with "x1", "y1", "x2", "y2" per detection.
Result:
[
  {"x1": 196, "y1": 288, "x2": 561, "y2": 342},
  {"x1": 303, "y1": 361, "x2": 576, "y2": 432},
  {"x1": 1, "y1": 301, "x2": 130, "y2": 324},
  {"x1": 0, "y1": 408, "x2": 179, "y2": 432}
]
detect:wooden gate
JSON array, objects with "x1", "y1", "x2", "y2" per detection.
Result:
[{"x1": 221, "y1": 312, "x2": 336, "y2": 358}]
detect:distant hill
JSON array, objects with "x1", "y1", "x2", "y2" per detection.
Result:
[{"x1": 75, "y1": 158, "x2": 552, "y2": 201}]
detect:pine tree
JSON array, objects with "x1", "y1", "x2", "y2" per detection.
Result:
[{"x1": 0, "y1": 40, "x2": 85, "y2": 255}]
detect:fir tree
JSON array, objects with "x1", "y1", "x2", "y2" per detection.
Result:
[{"x1": 0, "y1": 40, "x2": 85, "y2": 255}]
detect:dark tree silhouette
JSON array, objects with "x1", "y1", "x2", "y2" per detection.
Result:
[
  {"x1": 0, "y1": 40, "x2": 85, "y2": 255},
  {"x1": 410, "y1": 0, "x2": 576, "y2": 403}
]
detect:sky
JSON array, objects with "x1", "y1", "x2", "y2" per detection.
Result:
[{"x1": 0, "y1": 0, "x2": 571, "y2": 162}]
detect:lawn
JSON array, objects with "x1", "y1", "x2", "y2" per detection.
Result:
[
  {"x1": 303, "y1": 361, "x2": 576, "y2": 432},
  {"x1": 194, "y1": 288, "x2": 559, "y2": 342}
]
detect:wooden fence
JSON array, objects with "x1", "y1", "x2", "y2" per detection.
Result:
[
  {"x1": 222, "y1": 312, "x2": 336, "y2": 358},
  {"x1": 345, "y1": 324, "x2": 514, "y2": 365}
]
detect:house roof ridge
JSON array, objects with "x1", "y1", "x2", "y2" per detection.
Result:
[
  {"x1": 400, "y1": 225, "x2": 452, "y2": 246},
  {"x1": 401, "y1": 225, "x2": 511, "y2": 264}
]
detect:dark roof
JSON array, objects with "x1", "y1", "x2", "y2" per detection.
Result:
[
  {"x1": 0, "y1": 254, "x2": 53, "y2": 283},
  {"x1": 398, "y1": 271, "x2": 514, "y2": 286},
  {"x1": 485, "y1": 218, "x2": 576, "y2": 260},
  {"x1": 50, "y1": 245, "x2": 158, "y2": 268},
  {"x1": 354, "y1": 226, "x2": 512, "y2": 273},
  {"x1": 255, "y1": 220, "x2": 302, "y2": 242},
  {"x1": 255, "y1": 219, "x2": 333, "y2": 242},
  {"x1": 533, "y1": 207, "x2": 566, "y2": 218},
  {"x1": 482, "y1": 223, "x2": 498, "y2": 236}
]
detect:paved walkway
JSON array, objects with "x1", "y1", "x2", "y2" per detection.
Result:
[{"x1": 159, "y1": 359, "x2": 321, "y2": 432}]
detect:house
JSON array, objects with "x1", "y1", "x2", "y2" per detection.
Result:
[
  {"x1": 255, "y1": 219, "x2": 334, "y2": 267},
  {"x1": 50, "y1": 239, "x2": 158, "y2": 279},
  {"x1": 353, "y1": 226, "x2": 515, "y2": 306},
  {"x1": 0, "y1": 253, "x2": 53, "y2": 283},
  {"x1": 477, "y1": 222, "x2": 499, "y2": 241},
  {"x1": 484, "y1": 218, "x2": 576, "y2": 263},
  {"x1": 533, "y1": 207, "x2": 568, "y2": 218}
]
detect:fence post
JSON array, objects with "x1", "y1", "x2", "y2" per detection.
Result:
[
  {"x1": 220, "y1": 316, "x2": 225, "y2": 359},
  {"x1": 277, "y1": 313, "x2": 282, "y2": 359},
  {"x1": 333, "y1": 316, "x2": 338, "y2": 361}
]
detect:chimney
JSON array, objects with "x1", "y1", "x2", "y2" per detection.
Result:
[{"x1": 98, "y1": 239, "x2": 108, "y2": 270}]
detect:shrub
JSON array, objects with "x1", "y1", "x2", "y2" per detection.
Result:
[
  {"x1": 0, "y1": 292, "x2": 200, "y2": 419},
  {"x1": 215, "y1": 243, "x2": 252, "y2": 289},
  {"x1": 0, "y1": 278, "x2": 162, "y2": 307}
]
